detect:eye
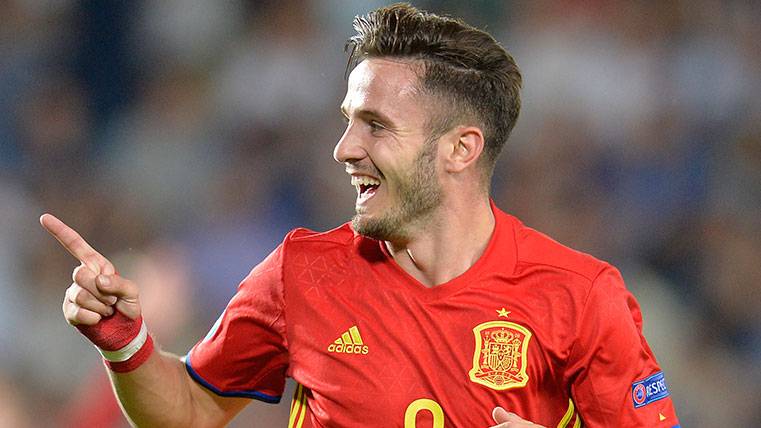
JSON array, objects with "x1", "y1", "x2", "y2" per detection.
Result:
[{"x1": 369, "y1": 120, "x2": 385, "y2": 132}]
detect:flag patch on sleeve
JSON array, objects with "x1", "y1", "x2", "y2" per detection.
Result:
[{"x1": 632, "y1": 371, "x2": 670, "y2": 408}]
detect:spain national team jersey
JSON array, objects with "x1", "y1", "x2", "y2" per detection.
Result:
[{"x1": 185, "y1": 203, "x2": 680, "y2": 427}]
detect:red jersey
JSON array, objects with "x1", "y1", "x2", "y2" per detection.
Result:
[{"x1": 185, "y1": 204, "x2": 680, "y2": 427}]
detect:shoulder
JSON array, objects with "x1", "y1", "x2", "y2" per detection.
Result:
[
  {"x1": 283, "y1": 222, "x2": 356, "y2": 250},
  {"x1": 500, "y1": 210, "x2": 611, "y2": 284},
  {"x1": 277, "y1": 223, "x2": 382, "y2": 292},
  {"x1": 278, "y1": 222, "x2": 368, "y2": 268}
]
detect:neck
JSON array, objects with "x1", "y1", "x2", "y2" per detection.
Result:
[{"x1": 385, "y1": 196, "x2": 495, "y2": 287}]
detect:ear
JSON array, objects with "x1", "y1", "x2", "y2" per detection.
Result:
[{"x1": 442, "y1": 126, "x2": 484, "y2": 173}]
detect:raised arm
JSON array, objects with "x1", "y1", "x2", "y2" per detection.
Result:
[{"x1": 40, "y1": 214, "x2": 249, "y2": 428}]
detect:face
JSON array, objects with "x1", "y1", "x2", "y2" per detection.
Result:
[{"x1": 334, "y1": 58, "x2": 443, "y2": 242}]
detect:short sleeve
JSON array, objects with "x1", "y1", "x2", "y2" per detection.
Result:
[
  {"x1": 184, "y1": 244, "x2": 288, "y2": 403},
  {"x1": 566, "y1": 266, "x2": 680, "y2": 427}
]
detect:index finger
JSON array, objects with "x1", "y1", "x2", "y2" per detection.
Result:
[{"x1": 39, "y1": 213, "x2": 111, "y2": 274}]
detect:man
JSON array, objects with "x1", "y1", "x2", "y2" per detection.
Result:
[{"x1": 41, "y1": 4, "x2": 680, "y2": 427}]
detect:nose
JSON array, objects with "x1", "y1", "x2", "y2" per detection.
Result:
[{"x1": 333, "y1": 123, "x2": 366, "y2": 164}]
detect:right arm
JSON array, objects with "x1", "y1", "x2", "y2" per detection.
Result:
[
  {"x1": 108, "y1": 347, "x2": 249, "y2": 427},
  {"x1": 41, "y1": 213, "x2": 249, "y2": 428}
]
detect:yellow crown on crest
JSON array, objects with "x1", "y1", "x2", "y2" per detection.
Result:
[{"x1": 489, "y1": 328, "x2": 513, "y2": 343}]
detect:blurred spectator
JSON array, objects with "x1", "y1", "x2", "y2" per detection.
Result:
[
  {"x1": 212, "y1": 0, "x2": 334, "y2": 128},
  {"x1": 136, "y1": 0, "x2": 245, "y2": 69},
  {"x1": 0, "y1": 372, "x2": 33, "y2": 428},
  {"x1": 102, "y1": 66, "x2": 220, "y2": 234}
]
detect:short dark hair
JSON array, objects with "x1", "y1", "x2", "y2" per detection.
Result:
[{"x1": 345, "y1": 3, "x2": 522, "y2": 184}]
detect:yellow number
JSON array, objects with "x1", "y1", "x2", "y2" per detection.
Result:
[{"x1": 404, "y1": 398, "x2": 444, "y2": 428}]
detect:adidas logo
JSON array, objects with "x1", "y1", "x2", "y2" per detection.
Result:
[{"x1": 328, "y1": 325, "x2": 369, "y2": 355}]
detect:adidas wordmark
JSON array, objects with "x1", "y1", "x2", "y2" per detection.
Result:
[{"x1": 328, "y1": 325, "x2": 369, "y2": 355}]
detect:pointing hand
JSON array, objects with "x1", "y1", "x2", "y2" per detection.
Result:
[
  {"x1": 40, "y1": 213, "x2": 152, "y2": 372},
  {"x1": 40, "y1": 213, "x2": 141, "y2": 323}
]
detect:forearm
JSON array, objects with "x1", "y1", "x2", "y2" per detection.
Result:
[{"x1": 107, "y1": 349, "x2": 202, "y2": 428}]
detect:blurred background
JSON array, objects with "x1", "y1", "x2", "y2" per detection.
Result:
[{"x1": 1, "y1": 0, "x2": 759, "y2": 426}]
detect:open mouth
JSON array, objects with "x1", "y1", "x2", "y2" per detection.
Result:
[{"x1": 351, "y1": 175, "x2": 381, "y2": 201}]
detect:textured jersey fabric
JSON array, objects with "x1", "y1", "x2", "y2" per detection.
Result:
[{"x1": 185, "y1": 203, "x2": 680, "y2": 427}]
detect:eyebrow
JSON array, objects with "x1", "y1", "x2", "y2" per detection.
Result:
[{"x1": 340, "y1": 105, "x2": 397, "y2": 128}]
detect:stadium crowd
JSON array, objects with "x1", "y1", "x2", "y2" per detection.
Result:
[{"x1": 0, "y1": 1, "x2": 758, "y2": 426}]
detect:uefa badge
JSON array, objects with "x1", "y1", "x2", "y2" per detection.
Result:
[
  {"x1": 631, "y1": 371, "x2": 671, "y2": 408},
  {"x1": 468, "y1": 321, "x2": 532, "y2": 390}
]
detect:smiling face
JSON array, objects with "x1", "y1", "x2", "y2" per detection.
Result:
[{"x1": 334, "y1": 58, "x2": 443, "y2": 242}]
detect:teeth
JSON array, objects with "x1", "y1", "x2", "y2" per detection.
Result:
[{"x1": 351, "y1": 176, "x2": 381, "y2": 187}]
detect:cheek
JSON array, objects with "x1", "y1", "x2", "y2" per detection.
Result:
[{"x1": 371, "y1": 140, "x2": 429, "y2": 182}]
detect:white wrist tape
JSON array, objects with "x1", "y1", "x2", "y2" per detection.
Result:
[{"x1": 96, "y1": 321, "x2": 149, "y2": 362}]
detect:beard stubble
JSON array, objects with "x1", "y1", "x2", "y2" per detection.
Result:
[{"x1": 352, "y1": 140, "x2": 442, "y2": 242}]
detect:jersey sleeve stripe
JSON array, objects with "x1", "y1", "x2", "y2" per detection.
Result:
[
  {"x1": 573, "y1": 414, "x2": 582, "y2": 428},
  {"x1": 296, "y1": 392, "x2": 307, "y2": 428},
  {"x1": 289, "y1": 383, "x2": 301, "y2": 415},
  {"x1": 182, "y1": 353, "x2": 281, "y2": 403},
  {"x1": 288, "y1": 383, "x2": 308, "y2": 428},
  {"x1": 288, "y1": 384, "x2": 302, "y2": 428},
  {"x1": 557, "y1": 398, "x2": 575, "y2": 428}
]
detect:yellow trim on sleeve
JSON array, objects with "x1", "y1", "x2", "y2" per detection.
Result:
[
  {"x1": 573, "y1": 414, "x2": 582, "y2": 428},
  {"x1": 557, "y1": 398, "x2": 575, "y2": 428},
  {"x1": 288, "y1": 383, "x2": 307, "y2": 428}
]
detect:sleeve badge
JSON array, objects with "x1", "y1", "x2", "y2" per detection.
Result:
[{"x1": 632, "y1": 371, "x2": 671, "y2": 408}]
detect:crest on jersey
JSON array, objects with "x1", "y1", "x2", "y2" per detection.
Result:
[{"x1": 468, "y1": 321, "x2": 531, "y2": 390}]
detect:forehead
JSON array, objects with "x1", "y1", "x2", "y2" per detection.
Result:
[{"x1": 342, "y1": 58, "x2": 425, "y2": 118}]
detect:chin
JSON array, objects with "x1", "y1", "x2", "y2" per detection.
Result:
[
  {"x1": 351, "y1": 213, "x2": 406, "y2": 242},
  {"x1": 351, "y1": 213, "x2": 374, "y2": 237}
]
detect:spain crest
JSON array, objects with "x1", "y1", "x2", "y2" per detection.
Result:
[{"x1": 468, "y1": 321, "x2": 532, "y2": 390}]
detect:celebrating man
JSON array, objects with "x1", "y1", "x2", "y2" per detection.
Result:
[{"x1": 42, "y1": 4, "x2": 680, "y2": 427}]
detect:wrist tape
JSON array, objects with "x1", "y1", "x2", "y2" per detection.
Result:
[{"x1": 77, "y1": 312, "x2": 154, "y2": 373}]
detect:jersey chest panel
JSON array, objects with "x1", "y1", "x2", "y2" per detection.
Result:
[{"x1": 284, "y1": 260, "x2": 578, "y2": 427}]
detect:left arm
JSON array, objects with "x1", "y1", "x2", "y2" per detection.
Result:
[
  {"x1": 563, "y1": 266, "x2": 680, "y2": 427},
  {"x1": 487, "y1": 266, "x2": 680, "y2": 428}
]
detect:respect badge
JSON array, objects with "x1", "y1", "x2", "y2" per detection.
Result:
[{"x1": 632, "y1": 371, "x2": 670, "y2": 408}]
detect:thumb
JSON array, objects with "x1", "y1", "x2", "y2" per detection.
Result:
[
  {"x1": 491, "y1": 408, "x2": 543, "y2": 427},
  {"x1": 492, "y1": 407, "x2": 511, "y2": 424},
  {"x1": 96, "y1": 274, "x2": 141, "y2": 319}
]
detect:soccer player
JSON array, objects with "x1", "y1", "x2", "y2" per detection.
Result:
[{"x1": 41, "y1": 4, "x2": 680, "y2": 428}]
